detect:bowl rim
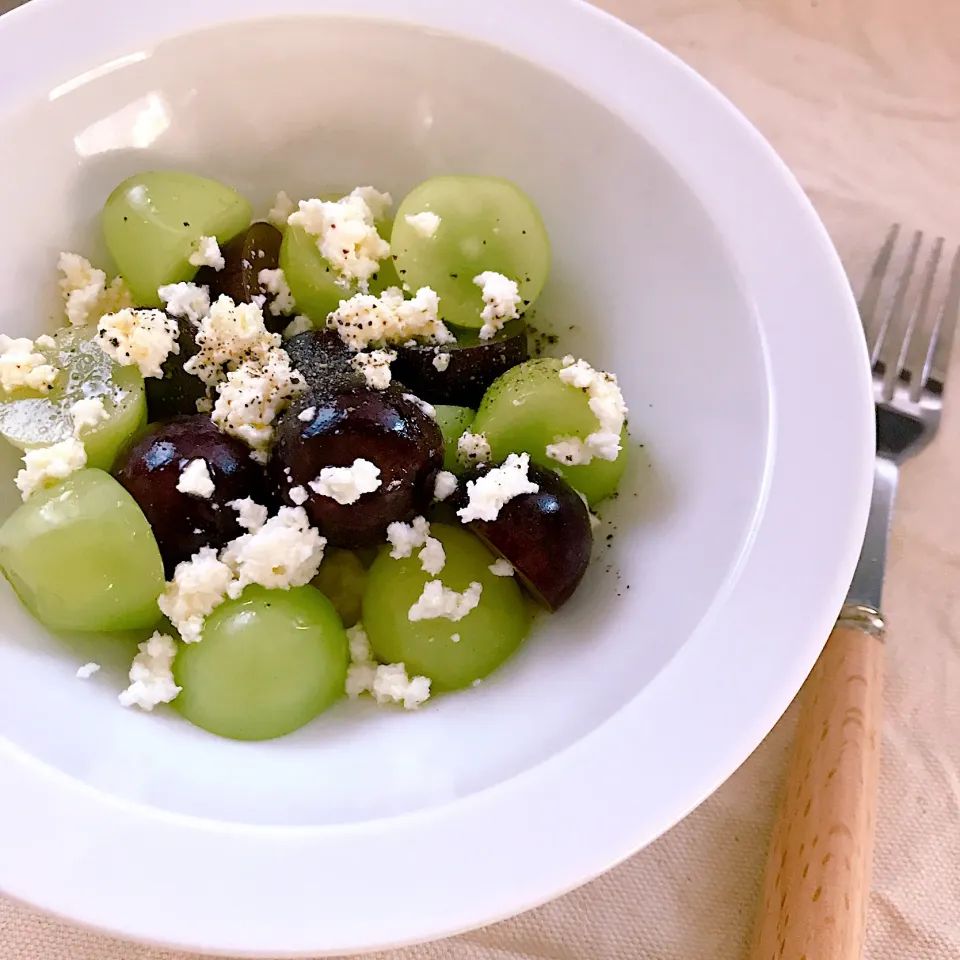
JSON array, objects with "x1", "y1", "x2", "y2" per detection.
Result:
[{"x1": 0, "y1": 0, "x2": 873, "y2": 955}]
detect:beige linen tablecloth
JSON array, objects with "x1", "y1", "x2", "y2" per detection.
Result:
[{"x1": 2, "y1": 0, "x2": 960, "y2": 957}]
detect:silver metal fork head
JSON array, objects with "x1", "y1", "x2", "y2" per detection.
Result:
[{"x1": 859, "y1": 224, "x2": 960, "y2": 463}]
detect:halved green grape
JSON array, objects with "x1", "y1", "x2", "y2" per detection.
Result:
[
  {"x1": 433, "y1": 404, "x2": 475, "y2": 472},
  {"x1": 471, "y1": 358, "x2": 628, "y2": 505},
  {"x1": 102, "y1": 171, "x2": 252, "y2": 306},
  {"x1": 0, "y1": 468, "x2": 164, "y2": 632},
  {"x1": 363, "y1": 523, "x2": 529, "y2": 691},
  {"x1": 312, "y1": 548, "x2": 366, "y2": 628},
  {"x1": 391, "y1": 175, "x2": 550, "y2": 329},
  {"x1": 172, "y1": 585, "x2": 348, "y2": 741},
  {"x1": 0, "y1": 326, "x2": 146, "y2": 470}
]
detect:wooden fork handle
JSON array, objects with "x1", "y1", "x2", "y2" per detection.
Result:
[{"x1": 751, "y1": 606, "x2": 884, "y2": 960}]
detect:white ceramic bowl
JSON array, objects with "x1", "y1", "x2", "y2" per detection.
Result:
[{"x1": 0, "y1": 0, "x2": 873, "y2": 955}]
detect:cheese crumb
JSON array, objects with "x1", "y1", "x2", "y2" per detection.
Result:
[
  {"x1": 386, "y1": 516, "x2": 431, "y2": 559},
  {"x1": 221, "y1": 506, "x2": 326, "y2": 597},
  {"x1": 189, "y1": 236, "x2": 225, "y2": 271},
  {"x1": 97, "y1": 308, "x2": 179, "y2": 378},
  {"x1": 404, "y1": 211, "x2": 441, "y2": 239},
  {"x1": 308, "y1": 458, "x2": 381, "y2": 505},
  {"x1": 457, "y1": 430, "x2": 491, "y2": 466},
  {"x1": 35, "y1": 335, "x2": 56, "y2": 350},
  {"x1": 489, "y1": 558, "x2": 515, "y2": 577},
  {"x1": 326, "y1": 285, "x2": 455, "y2": 350},
  {"x1": 432, "y1": 351, "x2": 451, "y2": 372},
  {"x1": 403, "y1": 393, "x2": 436, "y2": 419},
  {"x1": 258, "y1": 268, "x2": 296, "y2": 317},
  {"x1": 58, "y1": 253, "x2": 132, "y2": 326},
  {"x1": 15, "y1": 438, "x2": 86, "y2": 500},
  {"x1": 268, "y1": 190, "x2": 296, "y2": 228},
  {"x1": 433, "y1": 470, "x2": 458, "y2": 501},
  {"x1": 457, "y1": 452, "x2": 539, "y2": 523},
  {"x1": 408, "y1": 579, "x2": 483, "y2": 622},
  {"x1": 349, "y1": 186, "x2": 393, "y2": 220},
  {"x1": 419, "y1": 537, "x2": 446, "y2": 576},
  {"x1": 344, "y1": 624, "x2": 430, "y2": 708},
  {"x1": 352, "y1": 349, "x2": 396, "y2": 390},
  {"x1": 158, "y1": 547, "x2": 234, "y2": 643},
  {"x1": 473, "y1": 271, "x2": 521, "y2": 340},
  {"x1": 289, "y1": 485, "x2": 309, "y2": 505},
  {"x1": 177, "y1": 458, "x2": 215, "y2": 498},
  {"x1": 0, "y1": 336, "x2": 59, "y2": 393},
  {"x1": 284, "y1": 315, "x2": 314, "y2": 339},
  {"x1": 70, "y1": 396, "x2": 108, "y2": 436},
  {"x1": 158, "y1": 282, "x2": 211, "y2": 324},
  {"x1": 118, "y1": 632, "x2": 181, "y2": 710},
  {"x1": 298, "y1": 406, "x2": 316, "y2": 422},
  {"x1": 229, "y1": 497, "x2": 268, "y2": 532},
  {"x1": 76, "y1": 662, "x2": 100, "y2": 679}
]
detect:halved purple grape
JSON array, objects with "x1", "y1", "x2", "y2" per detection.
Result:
[
  {"x1": 451, "y1": 461, "x2": 592, "y2": 610},
  {"x1": 144, "y1": 315, "x2": 208, "y2": 422},
  {"x1": 271, "y1": 383, "x2": 443, "y2": 548},
  {"x1": 112, "y1": 415, "x2": 269, "y2": 575},
  {"x1": 391, "y1": 319, "x2": 528, "y2": 407}
]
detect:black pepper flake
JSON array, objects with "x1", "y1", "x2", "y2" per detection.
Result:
[{"x1": 183, "y1": 221, "x2": 190, "y2": 227}]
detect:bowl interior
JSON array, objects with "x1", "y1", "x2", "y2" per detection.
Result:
[{"x1": 0, "y1": 15, "x2": 770, "y2": 826}]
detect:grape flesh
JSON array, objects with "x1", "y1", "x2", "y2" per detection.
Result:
[
  {"x1": 362, "y1": 523, "x2": 528, "y2": 691},
  {"x1": 0, "y1": 326, "x2": 146, "y2": 471},
  {"x1": 0, "y1": 468, "x2": 164, "y2": 632},
  {"x1": 433, "y1": 405, "x2": 475, "y2": 472},
  {"x1": 390, "y1": 176, "x2": 550, "y2": 329},
  {"x1": 471, "y1": 358, "x2": 628, "y2": 504},
  {"x1": 102, "y1": 171, "x2": 252, "y2": 307},
  {"x1": 172, "y1": 585, "x2": 348, "y2": 741}
]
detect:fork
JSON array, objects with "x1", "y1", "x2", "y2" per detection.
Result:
[{"x1": 751, "y1": 226, "x2": 960, "y2": 960}]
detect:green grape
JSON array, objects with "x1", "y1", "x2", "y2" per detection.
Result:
[
  {"x1": 472, "y1": 358, "x2": 628, "y2": 505},
  {"x1": 433, "y1": 404, "x2": 475, "y2": 472},
  {"x1": 0, "y1": 468, "x2": 164, "y2": 632},
  {"x1": 311, "y1": 548, "x2": 366, "y2": 627},
  {"x1": 173, "y1": 584, "x2": 348, "y2": 741},
  {"x1": 102, "y1": 171, "x2": 252, "y2": 306},
  {"x1": 363, "y1": 523, "x2": 529, "y2": 691},
  {"x1": 0, "y1": 326, "x2": 145, "y2": 470},
  {"x1": 391, "y1": 175, "x2": 550, "y2": 329}
]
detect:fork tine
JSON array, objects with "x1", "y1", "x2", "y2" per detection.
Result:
[
  {"x1": 859, "y1": 223, "x2": 899, "y2": 357},
  {"x1": 873, "y1": 229, "x2": 922, "y2": 371},
  {"x1": 899, "y1": 238, "x2": 943, "y2": 397},
  {"x1": 924, "y1": 243, "x2": 960, "y2": 393}
]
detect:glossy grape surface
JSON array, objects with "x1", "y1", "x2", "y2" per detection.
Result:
[{"x1": 433, "y1": 405, "x2": 475, "y2": 472}]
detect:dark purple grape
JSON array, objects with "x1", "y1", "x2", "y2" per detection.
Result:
[
  {"x1": 113, "y1": 415, "x2": 269, "y2": 575},
  {"x1": 144, "y1": 316, "x2": 208, "y2": 422},
  {"x1": 283, "y1": 329, "x2": 355, "y2": 390},
  {"x1": 271, "y1": 383, "x2": 443, "y2": 548},
  {"x1": 451, "y1": 461, "x2": 592, "y2": 610},
  {"x1": 391, "y1": 320, "x2": 528, "y2": 407}
]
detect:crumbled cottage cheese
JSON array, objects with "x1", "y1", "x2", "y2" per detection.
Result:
[
  {"x1": 158, "y1": 281, "x2": 211, "y2": 324},
  {"x1": 289, "y1": 485, "x2": 309, "y2": 505},
  {"x1": 456, "y1": 430, "x2": 491, "y2": 467},
  {"x1": 404, "y1": 211, "x2": 441, "y2": 239},
  {"x1": 258, "y1": 268, "x2": 296, "y2": 317},
  {"x1": 545, "y1": 356, "x2": 628, "y2": 465},
  {"x1": 408, "y1": 579, "x2": 483, "y2": 622},
  {"x1": 268, "y1": 190, "x2": 296, "y2": 229},
  {"x1": 403, "y1": 392, "x2": 436, "y2": 419},
  {"x1": 326, "y1": 285, "x2": 455, "y2": 351},
  {"x1": 288, "y1": 190, "x2": 391, "y2": 288},
  {"x1": 433, "y1": 470, "x2": 457, "y2": 501},
  {"x1": 177, "y1": 458, "x2": 215, "y2": 498},
  {"x1": 432, "y1": 351, "x2": 451, "y2": 372},
  {"x1": 15, "y1": 437, "x2": 86, "y2": 500},
  {"x1": 473, "y1": 271, "x2": 522, "y2": 340},
  {"x1": 97, "y1": 308, "x2": 179, "y2": 378},
  {"x1": 457, "y1": 452, "x2": 539, "y2": 523},
  {"x1": 419, "y1": 536, "x2": 446, "y2": 576},
  {"x1": 489, "y1": 558, "x2": 515, "y2": 577},
  {"x1": 76, "y1": 662, "x2": 100, "y2": 679},
  {"x1": 298, "y1": 406, "x2": 316, "y2": 422},
  {"x1": 344, "y1": 623, "x2": 431, "y2": 709},
  {"x1": 284, "y1": 315, "x2": 314, "y2": 339},
  {"x1": 0, "y1": 335, "x2": 58, "y2": 393},
  {"x1": 308, "y1": 458, "x2": 381, "y2": 505},
  {"x1": 158, "y1": 547, "x2": 234, "y2": 643},
  {"x1": 70, "y1": 396, "x2": 108, "y2": 436},
  {"x1": 58, "y1": 253, "x2": 132, "y2": 327},
  {"x1": 386, "y1": 515, "x2": 431, "y2": 558},
  {"x1": 118, "y1": 632, "x2": 181, "y2": 711},
  {"x1": 229, "y1": 497, "x2": 268, "y2": 532},
  {"x1": 351, "y1": 349, "x2": 395, "y2": 390},
  {"x1": 221, "y1": 506, "x2": 326, "y2": 597},
  {"x1": 189, "y1": 235, "x2": 225, "y2": 271}
]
